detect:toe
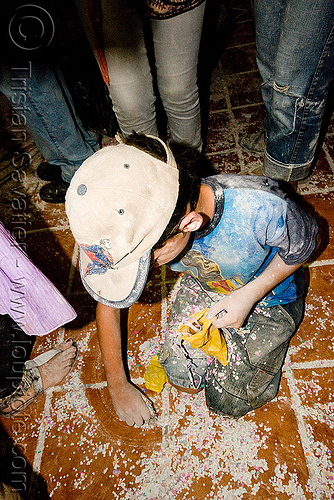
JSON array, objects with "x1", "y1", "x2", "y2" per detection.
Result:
[{"x1": 58, "y1": 339, "x2": 75, "y2": 351}]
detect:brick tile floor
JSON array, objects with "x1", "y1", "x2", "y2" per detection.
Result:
[{"x1": 0, "y1": 1, "x2": 333, "y2": 498}]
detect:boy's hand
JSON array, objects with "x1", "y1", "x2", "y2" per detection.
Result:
[
  {"x1": 207, "y1": 254, "x2": 304, "y2": 329},
  {"x1": 206, "y1": 286, "x2": 256, "y2": 329},
  {"x1": 108, "y1": 380, "x2": 153, "y2": 427}
]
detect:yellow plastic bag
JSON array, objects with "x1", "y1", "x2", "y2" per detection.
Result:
[
  {"x1": 178, "y1": 308, "x2": 227, "y2": 366},
  {"x1": 144, "y1": 355, "x2": 168, "y2": 393}
]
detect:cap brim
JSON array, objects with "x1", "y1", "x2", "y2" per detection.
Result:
[{"x1": 79, "y1": 248, "x2": 151, "y2": 308}]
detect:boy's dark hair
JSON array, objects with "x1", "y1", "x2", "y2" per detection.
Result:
[{"x1": 124, "y1": 132, "x2": 201, "y2": 249}]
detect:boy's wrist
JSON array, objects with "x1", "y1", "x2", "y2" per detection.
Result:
[
  {"x1": 106, "y1": 373, "x2": 128, "y2": 389},
  {"x1": 235, "y1": 281, "x2": 263, "y2": 305}
]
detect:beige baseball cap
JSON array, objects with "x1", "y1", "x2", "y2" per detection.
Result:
[{"x1": 65, "y1": 139, "x2": 179, "y2": 308}]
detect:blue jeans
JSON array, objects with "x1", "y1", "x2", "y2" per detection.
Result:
[
  {"x1": 252, "y1": 0, "x2": 334, "y2": 181},
  {"x1": 159, "y1": 273, "x2": 304, "y2": 418},
  {"x1": 0, "y1": 62, "x2": 99, "y2": 183},
  {"x1": 99, "y1": 0, "x2": 205, "y2": 150}
]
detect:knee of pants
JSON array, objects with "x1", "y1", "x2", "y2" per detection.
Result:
[
  {"x1": 111, "y1": 87, "x2": 153, "y2": 117},
  {"x1": 160, "y1": 351, "x2": 208, "y2": 391},
  {"x1": 161, "y1": 357, "x2": 195, "y2": 390},
  {"x1": 205, "y1": 382, "x2": 253, "y2": 419},
  {"x1": 107, "y1": 75, "x2": 157, "y2": 136},
  {"x1": 205, "y1": 368, "x2": 282, "y2": 419},
  {"x1": 159, "y1": 77, "x2": 199, "y2": 112}
]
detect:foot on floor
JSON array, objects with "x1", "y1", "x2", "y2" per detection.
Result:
[
  {"x1": 36, "y1": 162, "x2": 62, "y2": 182},
  {"x1": 39, "y1": 178, "x2": 70, "y2": 203},
  {"x1": 0, "y1": 339, "x2": 78, "y2": 416}
]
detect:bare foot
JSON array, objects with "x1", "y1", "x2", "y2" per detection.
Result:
[
  {"x1": 39, "y1": 340, "x2": 77, "y2": 389},
  {"x1": 1, "y1": 340, "x2": 77, "y2": 415}
]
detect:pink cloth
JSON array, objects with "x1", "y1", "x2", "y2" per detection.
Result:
[{"x1": 0, "y1": 223, "x2": 76, "y2": 336}]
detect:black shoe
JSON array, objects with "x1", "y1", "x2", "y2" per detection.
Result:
[
  {"x1": 39, "y1": 179, "x2": 70, "y2": 203},
  {"x1": 36, "y1": 162, "x2": 62, "y2": 182}
]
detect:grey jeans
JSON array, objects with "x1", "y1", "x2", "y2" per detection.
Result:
[
  {"x1": 159, "y1": 273, "x2": 304, "y2": 418},
  {"x1": 87, "y1": 0, "x2": 205, "y2": 150}
]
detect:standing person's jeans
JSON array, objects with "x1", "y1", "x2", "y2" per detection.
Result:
[
  {"x1": 252, "y1": 0, "x2": 334, "y2": 181},
  {"x1": 99, "y1": 0, "x2": 205, "y2": 151},
  {"x1": 0, "y1": 62, "x2": 99, "y2": 183}
]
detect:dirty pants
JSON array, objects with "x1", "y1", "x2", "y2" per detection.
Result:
[{"x1": 159, "y1": 273, "x2": 303, "y2": 418}]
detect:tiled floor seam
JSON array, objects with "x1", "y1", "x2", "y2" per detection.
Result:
[
  {"x1": 225, "y1": 42, "x2": 256, "y2": 50},
  {"x1": 160, "y1": 265, "x2": 171, "y2": 451},
  {"x1": 323, "y1": 143, "x2": 334, "y2": 175},
  {"x1": 301, "y1": 186, "x2": 334, "y2": 195},
  {"x1": 33, "y1": 359, "x2": 334, "y2": 395},
  {"x1": 222, "y1": 69, "x2": 259, "y2": 77},
  {"x1": 160, "y1": 264, "x2": 169, "y2": 302},
  {"x1": 67, "y1": 241, "x2": 80, "y2": 296},
  {"x1": 31, "y1": 324, "x2": 67, "y2": 476},
  {"x1": 221, "y1": 82, "x2": 247, "y2": 173},
  {"x1": 26, "y1": 225, "x2": 71, "y2": 235},
  {"x1": 31, "y1": 241, "x2": 79, "y2": 476},
  {"x1": 161, "y1": 388, "x2": 171, "y2": 451},
  {"x1": 284, "y1": 352, "x2": 326, "y2": 499},
  {"x1": 32, "y1": 390, "x2": 54, "y2": 474},
  {"x1": 308, "y1": 259, "x2": 334, "y2": 267},
  {"x1": 79, "y1": 381, "x2": 107, "y2": 390},
  {"x1": 232, "y1": 10, "x2": 252, "y2": 22},
  {"x1": 209, "y1": 101, "x2": 263, "y2": 113},
  {"x1": 288, "y1": 359, "x2": 334, "y2": 370}
]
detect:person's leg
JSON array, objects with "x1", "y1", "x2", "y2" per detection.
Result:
[
  {"x1": 205, "y1": 298, "x2": 304, "y2": 418},
  {"x1": 151, "y1": 2, "x2": 206, "y2": 150},
  {"x1": 253, "y1": 0, "x2": 334, "y2": 181},
  {"x1": 0, "y1": 62, "x2": 99, "y2": 184},
  {"x1": 159, "y1": 273, "x2": 217, "y2": 391},
  {"x1": 251, "y1": 0, "x2": 286, "y2": 117},
  {"x1": 101, "y1": 0, "x2": 158, "y2": 137},
  {"x1": 239, "y1": 0, "x2": 285, "y2": 154}
]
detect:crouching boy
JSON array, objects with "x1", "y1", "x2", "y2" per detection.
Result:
[{"x1": 65, "y1": 134, "x2": 318, "y2": 426}]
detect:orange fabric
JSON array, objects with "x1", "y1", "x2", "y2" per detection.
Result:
[{"x1": 87, "y1": 0, "x2": 109, "y2": 85}]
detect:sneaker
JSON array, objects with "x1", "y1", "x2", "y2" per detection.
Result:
[
  {"x1": 39, "y1": 179, "x2": 70, "y2": 203},
  {"x1": 239, "y1": 130, "x2": 266, "y2": 155},
  {"x1": 36, "y1": 162, "x2": 62, "y2": 182}
]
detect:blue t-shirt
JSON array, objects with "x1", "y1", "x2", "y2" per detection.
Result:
[{"x1": 169, "y1": 174, "x2": 318, "y2": 307}]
